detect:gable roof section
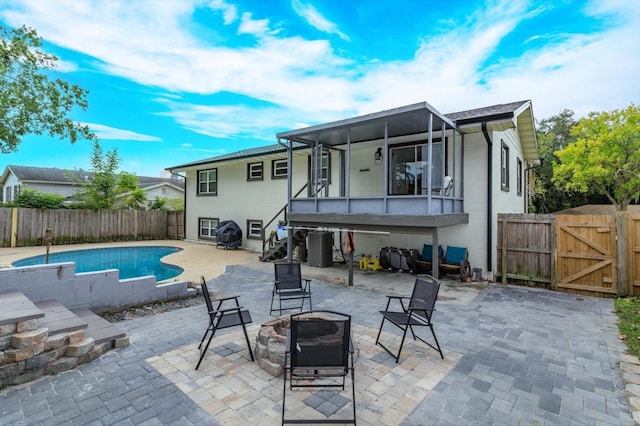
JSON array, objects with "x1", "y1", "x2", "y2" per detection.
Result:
[{"x1": 447, "y1": 100, "x2": 538, "y2": 162}]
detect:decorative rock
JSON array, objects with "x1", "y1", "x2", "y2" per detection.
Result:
[
  {"x1": 68, "y1": 330, "x2": 85, "y2": 345},
  {"x1": 44, "y1": 333, "x2": 68, "y2": 351},
  {"x1": 621, "y1": 354, "x2": 640, "y2": 365},
  {"x1": 627, "y1": 383, "x2": 640, "y2": 398},
  {"x1": 0, "y1": 335, "x2": 11, "y2": 351},
  {"x1": 114, "y1": 336, "x2": 130, "y2": 348},
  {"x1": 16, "y1": 319, "x2": 39, "y2": 333},
  {"x1": 26, "y1": 349, "x2": 62, "y2": 370},
  {"x1": 258, "y1": 356, "x2": 284, "y2": 377},
  {"x1": 44, "y1": 357, "x2": 78, "y2": 375},
  {"x1": 622, "y1": 362, "x2": 640, "y2": 375},
  {"x1": 66, "y1": 337, "x2": 95, "y2": 357},
  {"x1": 12, "y1": 328, "x2": 49, "y2": 349},
  {"x1": 0, "y1": 323, "x2": 17, "y2": 337},
  {"x1": 0, "y1": 361, "x2": 26, "y2": 379},
  {"x1": 4, "y1": 343, "x2": 44, "y2": 362},
  {"x1": 10, "y1": 367, "x2": 44, "y2": 385}
]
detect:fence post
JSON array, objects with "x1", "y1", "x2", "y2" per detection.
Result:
[
  {"x1": 618, "y1": 211, "x2": 628, "y2": 296},
  {"x1": 10, "y1": 208, "x2": 18, "y2": 248}
]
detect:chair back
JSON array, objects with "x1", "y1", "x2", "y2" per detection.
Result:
[
  {"x1": 274, "y1": 262, "x2": 303, "y2": 291},
  {"x1": 408, "y1": 275, "x2": 440, "y2": 315},
  {"x1": 289, "y1": 311, "x2": 351, "y2": 369},
  {"x1": 443, "y1": 246, "x2": 468, "y2": 265},
  {"x1": 200, "y1": 276, "x2": 214, "y2": 312},
  {"x1": 421, "y1": 244, "x2": 444, "y2": 262}
]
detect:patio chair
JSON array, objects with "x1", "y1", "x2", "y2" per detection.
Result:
[
  {"x1": 270, "y1": 261, "x2": 312, "y2": 315},
  {"x1": 195, "y1": 277, "x2": 254, "y2": 370},
  {"x1": 412, "y1": 244, "x2": 444, "y2": 277},
  {"x1": 439, "y1": 246, "x2": 469, "y2": 276},
  {"x1": 282, "y1": 311, "x2": 356, "y2": 425},
  {"x1": 376, "y1": 275, "x2": 444, "y2": 362}
]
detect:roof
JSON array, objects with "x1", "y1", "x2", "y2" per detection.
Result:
[
  {"x1": 168, "y1": 99, "x2": 539, "y2": 170},
  {"x1": 167, "y1": 142, "x2": 305, "y2": 171},
  {"x1": 1, "y1": 165, "x2": 184, "y2": 189}
]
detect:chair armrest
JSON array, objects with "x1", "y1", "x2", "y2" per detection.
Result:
[
  {"x1": 285, "y1": 328, "x2": 291, "y2": 353},
  {"x1": 348, "y1": 336, "x2": 354, "y2": 354},
  {"x1": 210, "y1": 306, "x2": 245, "y2": 315},
  {"x1": 211, "y1": 295, "x2": 240, "y2": 303},
  {"x1": 385, "y1": 295, "x2": 407, "y2": 300},
  {"x1": 302, "y1": 278, "x2": 311, "y2": 291}
]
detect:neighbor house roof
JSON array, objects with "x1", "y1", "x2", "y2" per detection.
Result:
[{"x1": 1, "y1": 165, "x2": 184, "y2": 189}]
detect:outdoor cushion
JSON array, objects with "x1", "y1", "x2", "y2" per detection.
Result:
[
  {"x1": 443, "y1": 246, "x2": 468, "y2": 265},
  {"x1": 421, "y1": 244, "x2": 444, "y2": 262}
]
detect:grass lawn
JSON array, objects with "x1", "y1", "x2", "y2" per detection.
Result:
[{"x1": 615, "y1": 297, "x2": 640, "y2": 358}]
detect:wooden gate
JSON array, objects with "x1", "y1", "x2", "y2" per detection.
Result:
[
  {"x1": 556, "y1": 214, "x2": 617, "y2": 297},
  {"x1": 629, "y1": 213, "x2": 640, "y2": 296}
]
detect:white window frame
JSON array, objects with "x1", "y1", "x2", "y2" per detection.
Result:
[
  {"x1": 272, "y1": 159, "x2": 288, "y2": 179},
  {"x1": 198, "y1": 169, "x2": 218, "y2": 195},
  {"x1": 517, "y1": 158, "x2": 523, "y2": 196},
  {"x1": 247, "y1": 220, "x2": 263, "y2": 239},
  {"x1": 248, "y1": 162, "x2": 264, "y2": 181},
  {"x1": 199, "y1": 218, "x2": 219, "y2": 240}
]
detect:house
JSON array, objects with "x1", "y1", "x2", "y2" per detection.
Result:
[
  {"x1": 167, "y1": 100, "x2": 539, "y2": 279},
  {"x1": 0, "y1": 165, "x2": 185, "y2": 208}
]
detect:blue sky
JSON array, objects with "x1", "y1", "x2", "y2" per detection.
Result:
[{"x1": 1, "y1": 0, "x2": 638, "y2": 177}]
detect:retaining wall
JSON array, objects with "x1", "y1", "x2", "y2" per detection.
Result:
[{"x1": 0, "y1": 263, "x2": 194, "y2": 313}]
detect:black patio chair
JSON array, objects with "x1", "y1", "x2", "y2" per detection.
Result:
[
  {"x1": 375, "y1": 274, "x2": 444, "y2": 363},
  {"x1": 282, "y1": 311, "x2": 356, "y2": 425},
  {"x1": 195, "y1": 276, "x2": 254, "y2": 370},
  {"x1": 270, "y1": 261, "x2": 312, "y2": 315}
]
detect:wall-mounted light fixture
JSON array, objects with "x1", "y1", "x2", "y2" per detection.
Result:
[{"x1": 374, "y1": 147, "x2": 383, "y2": 165}]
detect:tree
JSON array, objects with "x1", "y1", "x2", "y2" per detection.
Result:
[
  {"x1": 530, "y1": 110, "x2": 608, "y2": 213},
  {"x1": 4, "y1": 188, "x2": 65, "y2": 208},
  {"x1": 0, "y1": 25, "x2": 95, "y2": 153},
  {"x1": 116, "y1": 172, "x2": 147, "y2": 210},
  {"x1": 74, "y1": 140, "x2": 121, "y2": 209},
  {"x1": 553, "y1": 104, "x2": 640, "y2": 211}
]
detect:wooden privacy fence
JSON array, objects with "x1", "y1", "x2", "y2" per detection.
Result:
[
  {"x1": 0, "y1": 208, "x2": 183, "y2": 247},
  {"x1": 497, "y1": 212, "x2": 640, "y2": 298}
]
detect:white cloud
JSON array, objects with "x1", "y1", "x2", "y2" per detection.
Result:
[
  {"x1": 2, "y1": 0, "x2": 637, "y2": 144},
  {"x1": 291, "y1": 0, "x2": 350, "y2": 41},
  {"x1": 85, "y1": 123, "x2": 162, "y2": 141}
]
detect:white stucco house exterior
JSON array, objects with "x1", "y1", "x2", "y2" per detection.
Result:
[
  {"x1": 0, "y1": 165, "x2": 185, "y2": 208},
  {"x1": 167, "y1": 100, "x2": 539, "y2": 279}
]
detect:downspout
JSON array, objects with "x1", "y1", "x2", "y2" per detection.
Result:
[
  {"x1": 168, "y1": 169, "x2": 186, "y2": 240},
  {"x1": 481, "y1": 122, "x2": 492, "y2": 273}
]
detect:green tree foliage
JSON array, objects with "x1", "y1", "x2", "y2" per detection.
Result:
[
  {"x1": 4, "y1": 188, "x2": 65, "y2": 208},
  {"x1": 0, "y1": 25, "x2": 95, "y2": 153},
  {"x1": 530, "y1": 110, "x2": 608, "y2": 212},
  {"x1": 74, "y1": 140, "x2": 121, "y2": 209},
  {"x1": 148, "y1": 196, "x2": 168, "y2": 210},
  {"x1": 116, "y1": 172, "x2": 147, "y2": 210},
  {"x1": 553, "y1": 104, "x2": 640, "y2": 211}
]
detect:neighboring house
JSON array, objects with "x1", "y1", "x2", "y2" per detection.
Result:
[
  {"x1": 0, "y1": 165, "x2": 185, "y2": 208},
  {"x1": 167, "y1": 100, "x2": 539, "y2": 279}
]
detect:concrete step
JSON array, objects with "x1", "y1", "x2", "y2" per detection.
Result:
[
  {"x1": 35, "y1": 300, "x2": 88, "y2": 336},
  {"x1": 0, "y1": 290, "x2": 44, "y2": 325},
  {"x1": 72, "y1": 309, "x2": 126, "y2": 345}
]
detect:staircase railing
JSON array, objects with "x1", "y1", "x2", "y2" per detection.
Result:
[{"x1": 261, "y1": 183, "x2": 309, "y2": 259}]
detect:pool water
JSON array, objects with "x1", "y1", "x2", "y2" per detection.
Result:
[{"x1": 12, "y1": 246, "x2": 184, "y2": 281}]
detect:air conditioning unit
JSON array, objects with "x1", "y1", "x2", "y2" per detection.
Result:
[{"x1": 308, "y1": 231, "x2": 332, "y2": 267}]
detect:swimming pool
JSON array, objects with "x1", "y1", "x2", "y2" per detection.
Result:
[{"x1": 12, "y1": 246, "x2": 184, "y2": 281}]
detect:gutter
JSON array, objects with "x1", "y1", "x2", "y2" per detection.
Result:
[
  {"x1": 481, "y1": 122, "x2": 492, "y2": 273},
  {"x1": 168, "y1": 169, "x2": 187, "y2": 239}
]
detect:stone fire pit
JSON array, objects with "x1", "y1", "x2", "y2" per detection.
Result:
[{"x1": 255, "y1": 312, "x2": 357, "y2": 377}]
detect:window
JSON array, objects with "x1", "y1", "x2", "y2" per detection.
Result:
[
  {"x1": 161, "y1": 187, "x2": 167, "y2": 195},
  {"x1": 389, "y1": 141, "x2": 444, "y2": 195},
  {"x1": 198, "y1": 169, "x2": 217, "y2": 195},
  {"x1": 272, "y1": 159, "x2": 288, "y2": 179},
  {"x1": 4, "y1": 186, "x2": 10, "y2": 202},
  {"x1": 199, "y1": 218, "x2": 219, "y2": 240},
  {"x1": 13, "y1": 185, "x2": 20, "y2": 200},
  {"x1": 517, "y1": 158, "x2": 523, "y2": 196},
  {"x1": 501, "y1": 141, "x2": 509, "y2": 191},
  {"x1": 247, "y1": 220, "x2": 263, "y2": 239},
  {"x1": 247, "y1": 162, "x2": 263, "y2": 181}
]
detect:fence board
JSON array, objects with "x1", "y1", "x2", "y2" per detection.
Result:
[{"x1": 0, "y1": 208, "x2": 173, "y2": 246}]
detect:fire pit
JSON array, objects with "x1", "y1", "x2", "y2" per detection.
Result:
[{"x1": 255, "y1": 313, "x2": 358, "y2": 377}]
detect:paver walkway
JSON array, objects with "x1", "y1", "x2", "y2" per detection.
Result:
[{"x1": 0, "y1": 264, "x2": 633, "y2": 425}]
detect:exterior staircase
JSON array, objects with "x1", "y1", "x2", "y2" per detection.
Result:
[{"x1": 0, "y1": 290, "x2": 128, "y2": 390}]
